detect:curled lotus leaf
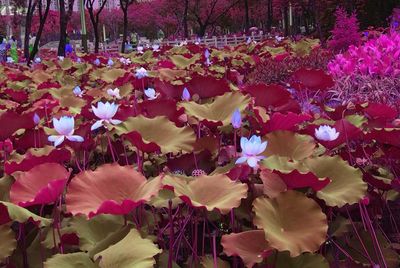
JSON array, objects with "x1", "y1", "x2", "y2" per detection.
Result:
[
  {"x1": 114, "y1": 115, "x2": 196, "y2": 154},
  {"x1": 70, "y1": 214, "x2": 125, "y2": 252},
  {"x1": 253, "y1": 190, "x2": 328, "y2": 257},
  {"x1": 163, "y1": 174, "x2": 248, "y2": 214},
  {"x1": 0, "y1": 201, "x2": 51, "y2": 226},
  {"x1": 263, "y1": 131, "x2": 316, "y2": 161},
  {"x1": 304, "y1": 156, "x2": 367, "y2": 207},
  {"x1": 0, "y1": 224, "x2": 17, "y2": 263},
  {"x1": 10, "y1": 163, "x2": 70, "y2": 207},
  {"x1": 44, "y1": 252, "x2": 97, "y2": 268},
  {"x1": 179, "y1": 92, "x2": 250, "y2": 126},
  {"x1": 94, "y1": 228, "x2": 162, "y2": 268},
  {"x1": 66, "y1": 164, "x2": 163, "y2": 217},
  {"x1": 221, "y1": 230, "x2": 271, "y2": 267}
]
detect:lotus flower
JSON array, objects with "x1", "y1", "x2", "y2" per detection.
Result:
[
  {"x1": 314, "y1": 125, "x2": 340, "y2": 141},
  {"x1": 135, "y1": 67, "x2": 148, "y2": 79},
  {"x1": 182, "y1": 87, "x2": 190, "y2": 101},
  {"x1": 76, "y1": 57, "x2": 82, "y2": 63},
  {"x1": 73, "y1": 86, "x2": 84, "y2": 97},
  {"x1": 91, "y1": 102, "x2": 122, "y2": 131},
  {"x1": 152, "y1": 44, "x2": 160, "y2": 52},
  {"x1": 246, "y1": 37, "x2": 252, "y2": 45},
  {"x1": 231, "y1": 109, "x2": 242, "y2": 129},
  {"x1": 204, "y1": 49, "x2": 210, "y2": 59},
  {"x1": 34, "y1": 57, "x2": 41, "y2": 63},
  {"x1": 58, "y1": 56, "x2": 64, "y2": 61},
  {"x1": 119, "y1": 57, "x2": 131, "y2": 65},
  {"x1": 236, "y1": 135, "x2": 267, "y2": 168},
  {"x1": 144, "y1": 88, "x2": 159, "y2": 100},
  {"x1": 93, "y1": 59, "x2": 100, "y2": 66},
  {"x1": 33, "y1": 113, "x2": 40, "y2": 125},
  {"x1": 107, "y1": 88, "x2": 121, "y2": 99},
  {"x1": 48, "y1": 116, "x2": 84, "y2": 147},
  {"x1": 6, "y1": 57, "x2": 14, "y2": 63},
  {"x1": 107, "y1": 58, "x2": 114, "y2": 66},
  {"x1": 137, "y1": 46, "x2": 144, "y2": 53}
]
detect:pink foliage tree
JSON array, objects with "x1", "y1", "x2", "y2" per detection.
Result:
[{"x1": 328, "y1": 7, "x2": 361, "y2": 52}]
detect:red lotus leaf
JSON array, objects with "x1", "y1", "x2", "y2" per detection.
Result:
[
  {"x1": 0, "y1": 111, "x2": 36, "y2": 140},
  {"x1": 365, "y1": 129, "x2": 400, "y2": 147},
  {"x1": 363, "y1": 173, "x2": 392, "y2": 191},
  {"x1": 291, "y1": 68, "x2": 334, "y2": 91},
  {"x1": 221, "y1": 230, "x2": 272, "y2": 268},
  {"x1": 7, "y1": 73, "x2": 30, "y2": 82},
  {"x1": 5, "y1": 147, "x2": 71, "y2": 174},
  {"x1": 276, "y1": 170, "x2": 330, "y2": 192},
  {"x1": 263, "y1": 112, "x2": 312, "y2": 133},
  {"x1": 154, "y1": 79, "x2": 183, "y2": 99},
  {"x1": 243, "y1": 84, "x2": 300, "y2": 113},
  {"x1": 113, "y1": 72, "x2": 135, "y2": 87},
  {"x1": 3, "y1": 89, "x2": 29, "y2": 103},
  {"x1": 37, "y1": 81, "x2": 61, "y2": 90},
  {"x1": 138, "y1": 99, "x2": 185, "y2": 125},
  {"x1": 187, "y1": 75, "x2": 230, "y2": 98},
  {"x1": 123, "y1": 131, "x2": 161, "y2": 153},
  {"x1": 10, "y1": 163, "x2": 70, "y2": 207},
  {"x1": 13, "y1": 129, "x2": 50, "y2": 151},
  {"x1": 157, "y1": 60, "x2": 176, "y2": 69},
  {"x1": 259, "y1": 169, "x2": 287, "y2": 198},
  {"x1": 364, "y1": 103, "x2": 398, "y2": 121},
  {"x1": 66, "y1": 164, "x2": 162, "y2": 217},
  {"x1": 226, "y1": 165, "x2": 252, "y2": 182},
  {"x1": 164, "y1": 174, "x2": 248, "y2": 214}
]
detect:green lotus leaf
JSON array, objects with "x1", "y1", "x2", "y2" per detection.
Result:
[
  {"x1": 0, "y1": 224, "x2": 17, "y2": 263},
  {"x1": 170, "y1": 54, "x2": 200, "y2": 69},
  {"x1": 253, "y1": 191, "x2": 328, "y2": 257},
  {"x1": 0, "y1": 201, "x2": 51, "y2": 227},
  {"x1": 179, "y1": 92, "x2": 250, "y2": 126},
  {"x1": 263, "y1": 131, "x2": 316, "y2": 161},
  {"x1": 94, "y1": 228, "x2": 162, "y2": 268},
  {"x1": 268, "y1": 251, "x2": 329, "y2": 268},
  {"x1": 44, "y1": 252, "x2": 97, "y2": 268},
  {"x1": 305, "y1": 156, "x2": 367, "y2": 207},
  {"x1": 101, "y1": 68, "x2": 126, "y2": 83}
]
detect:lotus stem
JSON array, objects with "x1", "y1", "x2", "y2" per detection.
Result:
[
  {"x1": 212, "y1": 231, "x2": 217, "y2": 268},
  {"x1": 106, "y1": 132, "x2": 116, "y2": 162},
  {"x1": 168, "y1": 200, "x2": 174, "y2": 268}
]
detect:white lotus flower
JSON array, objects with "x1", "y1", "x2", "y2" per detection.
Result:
[
  {"x1": 135, "y1": 67, "x2": 148, "y2": 79},
  {"x1": 6, "y1": 57, "x2": 14, "y2": 63},
  {"x1": 76, "y1": 58, "x2": 82, "y2": 63},
  {"x1": 91, "y1": 102, "x2": 122, "y2": 131},
  {"x1": 93, "y1": 59, "x2": 100, "y2": 66},
  {"x1": 48, "y1": 116, "x2": 84, "y2": 147},
  {"x1": 315, "y1": 125, "x2": 340, "y2": 141},
  {"x1": 73, "y1": 86, "x2": 84, "y2": 97},
  {"x1": 107, "y1": 58, "x2": 114, "y2": 66},
  {"x1": 107, "y1": 88, "x2": 121, "y2": 99},
  {"x1": 34, "y1": 57, "x2": 41, "y2": 63},
  {"x1": 144, "y1": 88, "x2": 159, "y2": 100},
  {"x1": 119, "y1": 57, "x2": 131, "y2": 65},
  {"x1": 137, "y1": 46, "x2": 144, "y2": 54},
  {"x1": 152, "y1": 44, "x2": 160, "y2": 52},
  {"x1": 236, "y1": 135, "x2": 267, "y2": 168},
  {"x1": 58, "y1": 56, "x2": 64, "y2": 62}
]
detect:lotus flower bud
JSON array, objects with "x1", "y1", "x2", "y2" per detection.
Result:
[
  {"x1": 182, "y1": 87, "x2": 191, "y2": 101},
  {"x1": 231, "y1": 109, "x2": 242, "y2": 129}
]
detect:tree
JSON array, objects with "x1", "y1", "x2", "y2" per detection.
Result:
[
  {"x1": 23, "y1": 0, "x2": 37, "y2": 60},
  {"x1": 328, "y1": 6, "x2": 360, "y2": 52},
  {"x1": 57, "y1": 0, "x2": 75, "y2": 56},
  {"x1": 188, "y1": 0, "x2": 241, "y2": 37},
  {"x1": 119, "y1": 0, "x2": 135, "y2": 53},
  {"x1": 86, "y1": 0, "x2": 108, "y2": 53},
  {"x1": 244, "y1": 0, "x2": 249, "y2": 30},
  {"x1": 29, "y1": 0, "x2": 52, "y2": 64}
]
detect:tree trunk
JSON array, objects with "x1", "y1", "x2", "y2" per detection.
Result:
[
  {"x1": 29, "y1": 4, "x2": 51, "y2": 65},
  {"x1": 283, "y1": 7, "x2": 289, "y2": 36},
  {"x1": 93, "y1": 22, "x2": 99, "y2": 53},
  {"x1": 198, "y1": 24, "x2": 207, "y2": 37},
  {"x1": 183, "y1": 0, "x2": 189, "y2": 38},
  {"x1": 266, "y1": 0, "x2": 273, "y2": 31},
  {"x1": 57, "y1": 0, "x2": 67, "y2": 56},
  {"x1": 24, "y1": 0, "x2": 35, "y2": 60},
  {"x1": 244, "y1": 0, "x2": 249, "y2": 31},
  {"x1": 121, "y1": 8, "x2": 128, "y2": 53}
]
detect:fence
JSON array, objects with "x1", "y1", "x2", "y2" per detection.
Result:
[{"x1": 95, "y1": 31, "x2": 273, "y2": 53}]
